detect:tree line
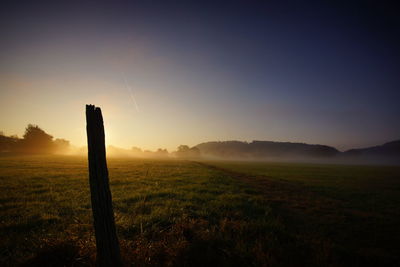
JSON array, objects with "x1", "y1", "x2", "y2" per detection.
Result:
[
  {"x1": 0, "y1": 124, "x2": 201, "y2": 158},
  {"x1": 0, "y1": 124, "x2": 70, "y2": 154}
]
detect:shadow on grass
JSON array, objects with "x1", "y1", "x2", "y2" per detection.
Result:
[
  {"x1": 21, "y1": 242, "x2": 92, "y2": 267},
  {"x1": 1, "y1": 218, "x2": 60, "y2": 233}
]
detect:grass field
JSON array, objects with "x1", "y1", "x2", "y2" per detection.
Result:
[
  {"x1": 203, "y1": 161, "x2": 400, "y2": 265},
  {"x1": 0, "y1": 156, "x2": 399, "y2": 266}
]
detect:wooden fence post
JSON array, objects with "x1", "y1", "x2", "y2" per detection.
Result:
[{"x1": 86, "y1": 105, "x2": 122, "y2": 267}]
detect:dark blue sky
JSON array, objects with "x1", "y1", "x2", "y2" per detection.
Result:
[{"x1": 1, "y1": 1, "x2": 399, "y2": 150}]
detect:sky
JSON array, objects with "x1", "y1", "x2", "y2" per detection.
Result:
[{"x1": 1, "y1": 0, "x2": 399, "y2": 151}]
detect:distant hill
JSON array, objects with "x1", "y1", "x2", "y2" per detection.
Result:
[
  {"x1": 194, "y1": 140, "x2": 400, "y2": 163},
  {"x1": 195, "y1": 140, "x2": 339, "y2": 159},
  {"x1": 343, "y1": 140, "x2": 400, "y2": 159}
]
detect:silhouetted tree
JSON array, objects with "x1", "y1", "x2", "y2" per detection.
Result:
[
  {"x1": 154, "y1": 148, "x2": 168, "y2": 158},
  {"x1": 0, "y1": 133, "x2": 19, "y2": 152},
  {"x1": 0, "y1": 125, "x2": 71, "y2": 154},
  {"x1": 177, "y1": 145, "x2": 190, "y2": 153},
  {"x1": 19, "y1": 124, "x2": 55, "y2": 153},
  {"x1": 176, "y1": 145, "x2": 201, "y2": 158}
]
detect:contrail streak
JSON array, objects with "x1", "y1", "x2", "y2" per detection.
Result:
[{"x1": 123, "y1": 76, "x2": 140, "y2": 112}]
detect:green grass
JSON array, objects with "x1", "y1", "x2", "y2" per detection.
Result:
[
  {"x1": 0, "y1": 156, "x2": 281, "y2": 266},
  {"x1": 202, "y1": 160, "x2": 400, "y2": 213},
  {"x1": 0, "y1": 156, "x2": 399, "y2": 266},
  {"x1": 202, "y1": 160, "x2": 400, "y2": 266}
]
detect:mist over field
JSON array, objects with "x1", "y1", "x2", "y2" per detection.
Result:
[
  {"x1": 2, "y1": 0, "x2": 400, "y2": 266},
  {"x1": 1, "y1": 124, "x2": 400, "y2": 265},
  {"x1": 1, "y1": 155, "x2": 399, "y2": 266},
  {"x1": 2, "y1": 125, "x2": 399, "y2": 166}
]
